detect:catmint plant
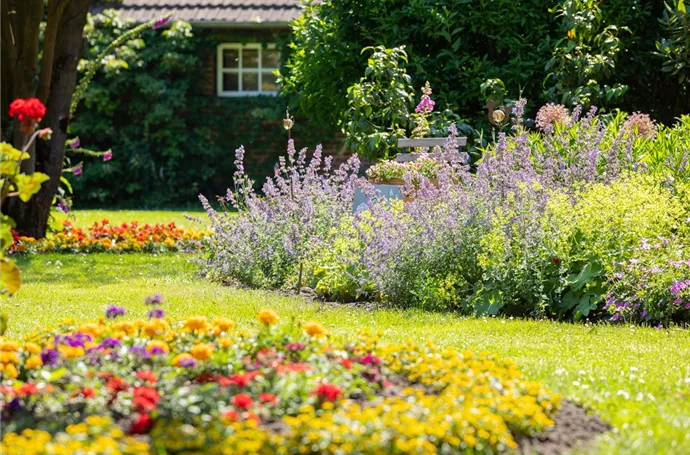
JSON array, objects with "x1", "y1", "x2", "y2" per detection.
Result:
[{"x1": 200, "y1": 140, "x2": 361, "y2": 289}]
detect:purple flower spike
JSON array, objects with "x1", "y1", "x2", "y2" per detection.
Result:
[
  {"x1": 106, "y1": 305, "x2": 126, "y2": 319},
  {"x1": 153, "y1": 16, "x2": 170, "y2": 29},
  {"x1": 57, "y1": 201, "x2": 70, "y2": 214},
  {"x1": 148, "y1": 308, "x2": 165, "y2": 319}
]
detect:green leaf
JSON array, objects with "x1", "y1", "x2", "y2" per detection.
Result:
[
  {"x1": 679, "y1": 0, "x2": 686, "y2": 14},
  {"x1": 1, "y1": 258, "x2": 21, "y2": 295},
  {"x1": 14, "y1": 173, "x2": 50, "y2": 202},
  {"x1": 474, "y1": 289, "x2": 504, "y2": 316}
]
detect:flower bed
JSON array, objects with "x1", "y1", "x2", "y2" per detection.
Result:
[
  {"x1": 1, "y1": 307, "x2": 562, "y2": 454},
  {"x1": 11, "y1": 219, "x2": 211, "y2": 254}
]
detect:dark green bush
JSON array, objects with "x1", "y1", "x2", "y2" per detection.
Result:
[{"x1": 282, "y1": 0, "x2": 690, "y2": 130}]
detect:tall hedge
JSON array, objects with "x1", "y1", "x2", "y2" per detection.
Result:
[{"x1": 281, "y1": 0, "x2": 688, "y2": 128}]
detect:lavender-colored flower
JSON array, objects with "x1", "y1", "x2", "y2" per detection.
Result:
[
  {"x1": 145, "y1": 294, "x2": 164, "y2": 305},
  {"x1": 178, "y1": 357, "x2": 197, "y2": 368},
  {"x1": 106, "y1": 305, "x2": 126, "y2": 319},
  {"x1": 670, "y1": 281, "x2": 686, "y2": 296},
  {"x1": 641, "y1": 309, "x2": 648, "y2": 319},
  {"x1": 148, "y1": 308, "x2": 165, "y2": 319},
  {"x1": 40, "y1": 348, "x2": 59, "y2": 366},
  {"x1": 149, "y1": 347, "x2": 165, "y2": 356}
]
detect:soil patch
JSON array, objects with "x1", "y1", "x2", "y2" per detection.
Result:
[{"x1": 518, "y1": 400, "x2": 611, "y2": 454}]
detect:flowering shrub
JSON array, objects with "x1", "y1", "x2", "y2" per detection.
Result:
[
  {"x1": 201, "y1": 140, "x2": 360, "y2": 289},
  {"x1": 11, "y1": 219, "x2": 211, "y2": 254},
  {"x1": 0, "y1": 307, "x2": 562, "y2": 454},
  {"x1": 366, "y1": 154, "x2": 440, "y2": 184}
]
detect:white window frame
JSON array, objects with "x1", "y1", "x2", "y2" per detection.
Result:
[{"x1": 216, "y1": 43, "x2": 280, "y2": 97}]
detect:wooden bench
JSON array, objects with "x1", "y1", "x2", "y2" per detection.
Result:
[{"x1": 395, "y1": 137, "x2": 467, "y2": 162}]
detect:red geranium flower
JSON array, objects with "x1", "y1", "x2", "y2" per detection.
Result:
[
  {"x1": 107, "y1": 377, "x2": 128, "y2": 394},
  {"x1": 230, "y1": 371, "x2": 260, "y2": 388},
  {"x1": 136, "y1": 371, "x2": 157, "y2": 385},
  {"x1": 133, "y1": 386, "x2": 159, "y2": 412},
  {"x1": 9, "y1": 98, "x2": 46, "y2": 133},
  {"x1": 314, "y1": 383, "x2": 342, "y2": 402},
  {"x1": 19, "y1": 383, "x2": 39, "y2": 396},
  {"x1": 130, "y1": 413, "x2": 153, "y2": 434},
  {"x1": 340, "y1": 358, "x2": 353, "y2": 370},
  {"x1": 223, "y1": 409, "x2": 239, "y2": 421},
  {"x1": 232, "y1": 393, "x2": 254, "y2": 409},
  {"x1": 259, "y1": 392, "x2": 278, "y2": 404},
  {"x1": 71, "y1": 387, "x2": 96, "y2": 399}
]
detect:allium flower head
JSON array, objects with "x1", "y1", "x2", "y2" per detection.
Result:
[
  {"x1": 623, "y1": 112, "x2": 656, "y2": 139},
  {"x1": 535, "y1": 103, "x2": 570, "y2": 131}
]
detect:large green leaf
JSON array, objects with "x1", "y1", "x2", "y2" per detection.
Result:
[
  {"x1": 14, "y1": 172, "x2": 50, "y2": 202},
  {"x1": 1, "y1": 258, "x2": 21, "y2": 295},
  {"x1": 474, "y1": 289, "x2": 504, "y2": 316}
]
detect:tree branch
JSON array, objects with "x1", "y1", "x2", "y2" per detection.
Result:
[{"x1": 37, "y1": 0, "x2": 71, "y2": 103}]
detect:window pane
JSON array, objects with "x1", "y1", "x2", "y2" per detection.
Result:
[
  {"x1": 262, "y1": 49, "x2": 280, "y2": 68},
  {"x1": 222, "y1": 49, "x2": 239, "y2": 69},
  {"x1": 262, "y1": 71, "x2": 279, "y2": 92},
  {"x1": 222, "y1": 73, "x2": 239, "y2": 92},
  {"x1": 242, "y1": 72, "x2": 258, "y2": 91},
  {"x1": 243, "y1": 49, "x2": 259, "y2": 68}
]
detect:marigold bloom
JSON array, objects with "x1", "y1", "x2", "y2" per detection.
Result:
[
  {"x1": 257, "y1": 309, "x2": 279, "y2": 325},
  {"x1": 212, "y1": 316, "x2": 235, "y2": 332},
  {"x1": 25, "y1": 355, "x2": 43, "y2": 369},
  {"x1": 191, "y1": 343, "x2": 214, "y2": 361},
  {"x1": 185, "y1": 316, "x2": 208, "y2": 331},
  {"x1": 304, "y1": 321, "x2": 326, "y2": 337},
  {"x1": 24, "y1": 342, "x2": 41, "y2": 355}
]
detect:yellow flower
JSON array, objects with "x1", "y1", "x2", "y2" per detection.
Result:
[
  {"x1": 0, "y1": 352, "x2": 19, "y2": 364},
  {"x1": 217, "y1": 337, "x2": 233, "y2": 348},
  {"x1": 304, "y1": 321, "x2": 326, "y2": 337},
  {"x1": 567, "y1": 28, "x2": 576, "y2": 40},
  {"x1": 24, "y1": 342, "x2": 41, "y2": 354},
  {"x1": 191, "y1": 343, "x2": 214, "y2": 361},
  {"x1": 58, "y1": 345, "x2": 85, "y2": 359},
  {"x1": 2, "y1": 363, "x2": 18, "y2": 379},
  {"x1": 146, "y1": 340, "x2": 169, "y2": 353},
  {"x1": 0, "y1": 340, "x2": 19, "y2": 352},
  {"x1": 257, "y1": 309, "x2": 279, "y2": 326},
  {"x1": 143, "y1": 318, "x2": 168, "y2": 338},
  {"x1": 25, "y1": 355, "x2": 43, "y2": 369},
  {"x1": 185, "y1": 316, "x2": 208, "y2": 331},
  {"x1": 212, "y1": 316, "x2": 236, "y2": 333}
]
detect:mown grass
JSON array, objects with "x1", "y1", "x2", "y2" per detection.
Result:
[
  {"x1": 54, "y1": 209, "x2": 207, "y2": 229},
  {"x1": 8, "y1": 252, "x2": 690, "y2": 454}
]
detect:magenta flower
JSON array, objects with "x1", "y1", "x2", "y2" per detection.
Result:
[
  {"x1": 73, "y1": 162, "x2": 83, "y2": 176},
  {"x1": 148, "y1": 308, "x2": 165, "y2": 319},
  {"x1": 69, "y1": 137, "x2": 80, "y2": 149},
  {"x1": 103, "y1": 150, "x2": 113, "y2": 161},
  {"x1": 415, "y1": 95, "x2": 435, "y2": 114},
  {"x1": 153, "y1": 16, "x2": 170, "y2": 29},
  {"x1": 57, "y1": 201, "x2": 70, "y2": 214}
]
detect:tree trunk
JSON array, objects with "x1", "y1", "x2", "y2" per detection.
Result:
[{"x1": 7, "y1": 0, "x2": 92, "y2": 239}]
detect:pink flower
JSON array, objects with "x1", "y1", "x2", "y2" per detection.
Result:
[
  {"x1": 38, "y1": 128, "x2": 52, "y2": 140},
  {"x1": 69, "y1": 137, "x2": 80, "y2": 149},
  {"x1": 73, "y1": 162, "x2": 83, "y2": 176},
  {"x1": 153, "y1": 16, "x2": 170, "y2": 29},
  {"x1": 103, "y1": 150, "x2": 113, "y2": 161}
]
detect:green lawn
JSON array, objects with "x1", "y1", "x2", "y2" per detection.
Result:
[
  {"x1": 54, "y1": 209, "x2": 207, "y2": 229},
  {"x1": 8, "y1": 252, "x2": 690, "y2": 454}
]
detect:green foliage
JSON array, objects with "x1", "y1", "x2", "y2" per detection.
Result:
[
  {"x1": 284, "y1": 0, "x2": 689, "y2": 129},
  {"x1": 544, "y1": 0, "x2": 630, "y2": 107},
  {"x1": 71, "y1": 11, "x2": 334, "y2": 207},
  {"x1": 656, "y1": 0, "x2": 690, "y2": 84}
]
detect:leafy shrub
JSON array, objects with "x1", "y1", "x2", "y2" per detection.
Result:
[
  {"x1": 0, "y1": 307, "x2": 562, "y2": 454},
  {"x1": 200, "y1": 141, "x2": 360, "y2": 289}
]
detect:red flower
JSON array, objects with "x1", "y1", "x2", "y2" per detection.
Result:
[
  {"x1": 19, "y1": 383, "x2": 39, "y2": 396},
  {"x1": 230, "y1": 371, "x2": 260, "y2": 388},
  {"x1": 195, "y1": 372, "x2": 215, "y2": 383},
  {"x1": 216, "y1": 375, "x2": 233, "y2": 387},
  {"x1": 314, "y1": 383, "x2": 342, "y2": 402},
  {"x1": 232, "y1": 393, "x2": 254, "y2": 409},
  {"x1": 223, "y1": 410, "x2": 239, "y2": 421},
  {"x1": 259, "y1": 392, "x2": 278, "y2": 404},
  {"x1": 9, "y1": 98, "x2": 46, "y2": 122},
  {"x1": 130, "y1": 413, "x2": 154, "y2": 434},
  {"x1": 553, "y1": 256, "x2": 560, "y2": 264},
  {"x1": 247, "y1": 412, "x2": 261, "y2": 424},
  {"x1": 133, "y1": 386, "x2": 159, "y2": 413},
  {"x1": 136, "y1": 371, "x2": 157, "y2": 385},
  {"x1": 340, "y1": 358, "x2": 353, "y2": 370},
  {"x1": 107, "y1": 377, "x2": 128, "y2": 394},
  {"x1": 71, "y1": 387, "x2": 96, "y2": 399}
]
